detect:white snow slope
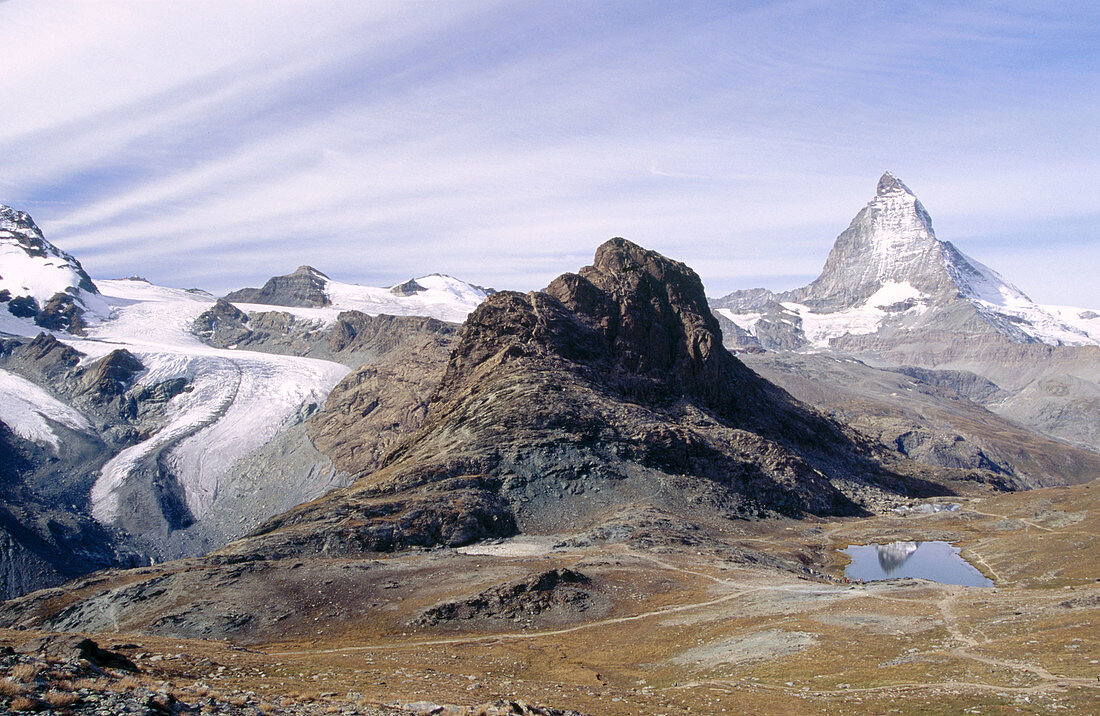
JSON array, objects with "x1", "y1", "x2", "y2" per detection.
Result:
[
  {"x1": 0, "y1": 368, "x2": 95, "y2": 453},
  {"x1": 0, "y1": 205, "x2": 112, "y2": 328},
  {"x1": 232, "y1": 273, "x2": 487, "y2": 325},
  {"x1": 81, "y1": 279, "x2": 350, "y2": 525}
]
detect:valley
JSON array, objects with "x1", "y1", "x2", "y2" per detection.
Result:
[{"x1": 1, "y1": 481, "x2": 1095, "y2": 714}]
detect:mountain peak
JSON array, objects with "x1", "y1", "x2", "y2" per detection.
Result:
[
  {"x1": 712, "y1": 173, "x2": 1100, "y2": 350},
  {"x1": 1, "y1": 202, "x2": 107, "y2": 334},
  {"x1": 293, "y1": 265, "x2": 329, "y2": 278},
  {"x1": 876, "y1": 171, "x2": 914, "y2": 197}
]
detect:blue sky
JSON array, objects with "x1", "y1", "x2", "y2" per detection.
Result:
[{"x1": 1, "y1": 1, "x2": 1097, "y2": 305}]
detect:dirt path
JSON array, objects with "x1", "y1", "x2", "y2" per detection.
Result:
[{"x1": 269, "y1": 575, "x2": 847, "y2": 657}]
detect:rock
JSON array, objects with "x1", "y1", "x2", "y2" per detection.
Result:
[
  {"x1": 224, "y1": 265, "x2": 332, "y2": 307},
  {"x1": 414, "y1": 569, "x2": 591, "y2": 626}
]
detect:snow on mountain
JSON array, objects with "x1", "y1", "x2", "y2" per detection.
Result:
[
  {"x1": 0, "y1": 368, "x2": 95, "y2": 453},
  {"x1": 76, "y1": 279, "x2": 349, "y2": 525},
  {"x1": 0, "y1": 204, "x2": 111, "y2": 334},
  {"x1": 713, "y1": 173, "x2": 1100, "y2": 350},
  {"x1": 225, "y1": 266, "x2": 489, "y2": 325}
]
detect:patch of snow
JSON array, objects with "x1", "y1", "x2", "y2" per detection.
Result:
[
  {"x1": 323, "y1": 273, "x2": 486, "y2": 323},
  {"x1": 455, "y1": 536, "x2": 560, "y2": 557},
  {"x1": 0, "y1": 368, "x2": 93, "y2": 453},
  {"x1": 787, "y1": 302, "x2": 884, "y2": 348},
  {"x1": 715, "y1": 308, "x2": 762, "y2": 332},
  {"x1": 942, "y1": 246, "x2": 1031, "y2": 307},
  {"x1": 866, "y1": 281, "x2": 923, "y2": 308},
  {"x1": 781, "y1": 283, "x2": 929, "y2": 349}
]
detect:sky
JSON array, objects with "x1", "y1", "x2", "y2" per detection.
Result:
[{"x1": 1, "y1": 0, "x2": 1097, "y2": 306}]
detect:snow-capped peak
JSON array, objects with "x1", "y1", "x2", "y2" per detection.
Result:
[
  {"x1": 225, "y1": 267, "x2": 491, "y2": 325},
  {"x1": 0, "y1": 203, "x2": 112, "y2": 336},
  {"x1": 713, "y1": 174, "x2": 1100, "y2": 348},
  {"x1": 876, "y1": 171, "x2": 915, "y2": 197}
]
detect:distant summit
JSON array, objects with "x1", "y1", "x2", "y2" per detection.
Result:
[
  {"x1": 224, "y1": 268, "x2": 490, "y2": 323},
  {"x1": 0, "y1": 203, "x2": 110, "y2": 334},
  {"x1": 712, "y1": 174, "x2": 1100, "y2": 350},
  {"x1": 224, "y1": 265, "x2": 332, "y2": 307}
]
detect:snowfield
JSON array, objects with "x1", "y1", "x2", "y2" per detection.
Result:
[
  {"x1": 83, "y1": 279, "x2": 349, "y2": 524},
  {"x1": 232, "y1": 272, "x2": 487, "y2": 325},
  {"x1": 0, "y1": 207, "x2": 112, "y2": 326},
  {"x1": 0, "y1": 368, "x2": 95, "y2": 453}
]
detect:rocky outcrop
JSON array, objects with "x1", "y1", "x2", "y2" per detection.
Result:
[
  {"x1": 193, "y1": 304, "x2": 458, "y2": 367},
  {"x1": 413, "y1": 568, "x2": 592, "y2": 625},
  {"x1": 223, "y1": 265, "x2": 331, "y2": 307},
  {"x1": 225, "y1": 239, "x2": 967, "y2": 563}
]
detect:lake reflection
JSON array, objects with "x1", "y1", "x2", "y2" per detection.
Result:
[{"x1": 842, "y1": 541, "x2": 993, "y2": 587}]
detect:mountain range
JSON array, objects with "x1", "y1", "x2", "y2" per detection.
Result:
[{"x1": 1, "y1": 173, "x2": 1097, "y2": 605}]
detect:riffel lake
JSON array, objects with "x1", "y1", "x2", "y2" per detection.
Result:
[{"x1": 842, "y1": 540, "x2": 993, "y2": 587}]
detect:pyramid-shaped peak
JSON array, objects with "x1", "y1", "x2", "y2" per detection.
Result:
[
  {"x1": 292, "y1": 265, "x2": 329, "y2": 279},
  {"x1": 876, "y1": 171, "x2": 915, "y2": 197}
]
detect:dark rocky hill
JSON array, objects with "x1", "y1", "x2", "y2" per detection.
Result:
[{"x1": 225, "y1": 239, "x2": 981, "y2": 562}]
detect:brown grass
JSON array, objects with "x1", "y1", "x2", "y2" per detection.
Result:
[
  {"x1": 112, "y1": 675, "x2": 143, "y2": 692},
  {"x1": 8, "y1": 695, "x2": 45, "y2": 712},
  {"x1": 0, "y1": 678, "x2": 28, "y2": 696},
  {"x1": 70, "y1": 677, "x2": 107, "y2": 690},
  {"x1": 43, "y1": 691, "x2": 79, "y2": 707},
  {"x1": 10, "y1": 663, "x2": 42, "y2": 681}
]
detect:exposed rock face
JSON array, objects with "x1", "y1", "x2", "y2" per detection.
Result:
[
  {"x1": 792, "y1": 172, "x2": 962, "y2": 311},
  {"x1": 191, "y1": 298, "x2": 251, "y2": 346},
  {"x1": 309, "y1": 328, "x2": 458, "y2": 477},
  {"x1": 739, "y1": 352, "x2": 1100, "y2": 488},
  {"x1": 228, "y1": 239, "x2": 967, "y2": 563},
  {"x1": 390, "y1": 278, "x2": 427, "y2": 296},
  {"x1": 0, "y1": 420, "x2": 123, "y2": 600},
  {"x1": 0, "y1": 336, "x2": 193, "y2": 598},
  {"x1": 223, "y1": 265, "x2": 331, "y2": 307},
  {"x1": 193, "y1": 303, "x2": 458, "y2": 368}
]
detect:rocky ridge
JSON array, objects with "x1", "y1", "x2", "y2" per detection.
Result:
[
  {"x1": 228, "y1": 238, "x2": 983, "y2": 564},
  {"x1": 224, "y1": 265, "x2": 332, "y2": 307}
]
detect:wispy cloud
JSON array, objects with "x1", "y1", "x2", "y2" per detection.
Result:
[{"x1": 0, "y1": 0, "x2": 1097, "y2": 306}]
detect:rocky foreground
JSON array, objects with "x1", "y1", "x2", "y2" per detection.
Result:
[
  {"x1": 0, "y1": 634, "x2": 582, "y2": 715},
  {"x1": 1, "y1": 479, "x2": 1096, "y2": 715}
]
